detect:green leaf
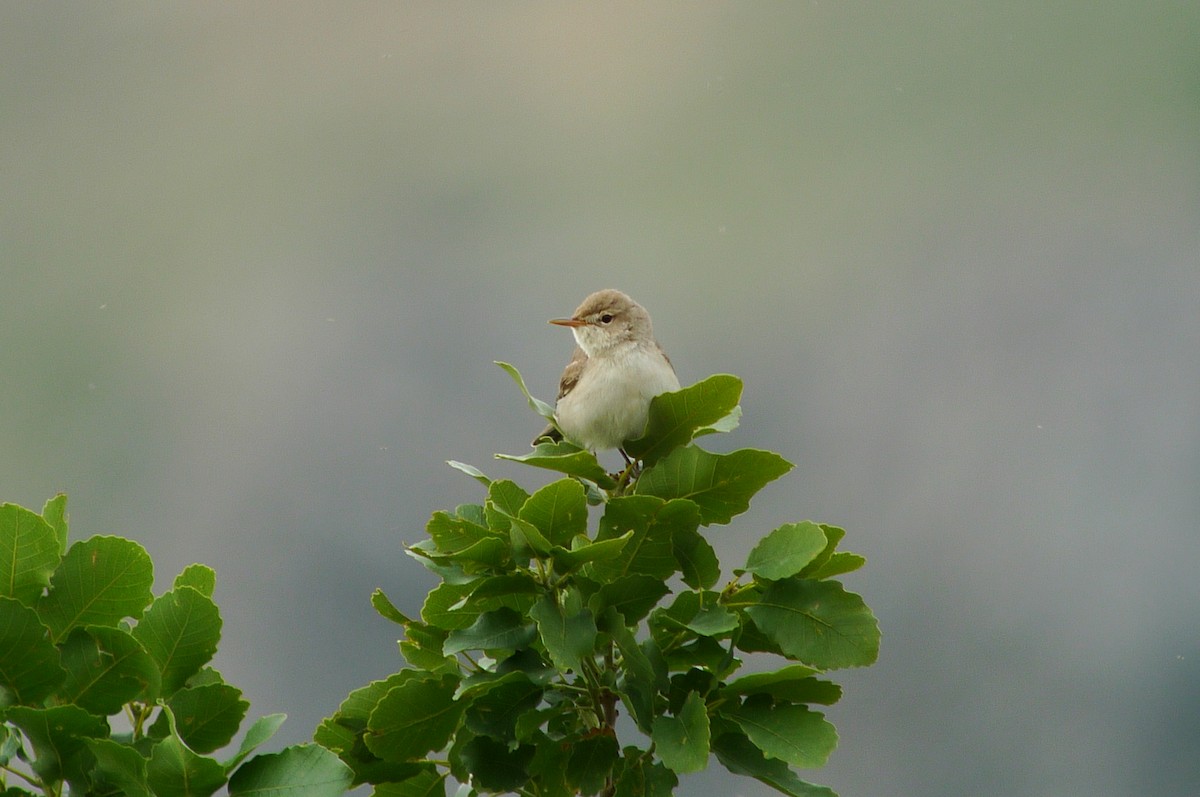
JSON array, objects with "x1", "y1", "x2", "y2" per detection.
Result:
[
  {"x1": 225, "y1": 713, "x2": 287, "y2": 769},
  {"x1": 743, "y1": 579, "x2": 880, "y2": 669},
  {"x1": 588, "y1": 497, "x2": 698, "y2": 582},
  {"x1": 366, "y1": 674, "x2": 463, "y2": 761},
  {"x1": 600, "y1": 608, "x2": 663, "y2": 733},
  {"x1": 519, "y1": 478, "x2": 588, "y2": 547},
  {"x1": 624, "y1": 374, "x2": 743, "y2": 466},
  {"x1": 722, "y1": 665, "x2": 842, "y2": 705},
  {"x1": 371, "y1": 588, "x2": 412, "y2": 625},
  {"x1": 712, "y1": 731, "x2": 837, "y2": 797},
  {"x1": 694, "y1": 404, "x2": 742, "y2": 438},
  {"x1": 797, "y1": 524, "x2": 845, "y2": 577},
  {"x1": 174, "y1": 564, "x2": 216, "y2": 598},
  {"x1": 495, "y1": 442, "x2": 618, "y2": 490},
  {"x1": 549, "y1": 531, "x2": 634, "y2": 573},
  {"x1": 131, "y1": 585, "x2": 223, "y2": 697},
  {"x1": 41, "y1": 493, "x2": 70, "y2": 556},
  {"x1": 59, "y1": 625, "x2": 159, "y2": 714},
  {"x1": 484, "y1": 480, "x2": 529, "y2": 528},
  {"x1": 446, "y1": 460, "x2": 491, "y2": 486},
  {"x1": 652, "y1": 691, "x2": 711, "y2": 774},
  {"x1": 0, "y1": 503, "x2": 60, "y2": 606},
  {"x1": 37, "y1": 535, "x2": 154, "y2": 642},
  {"x1": 564, "y1": 734, "x2": 619, "y2": 794},
  {"x1": 86, "y1": 738, "x2": 152, "y2": 797},
  {"x1": 723, "y1": 700, "x2": 838, "y2": 769},
  {"x1": 372, "y1": 766, "x2": 447, "y2": 797},
  {"x1": 146, "y1": 705, "x2": 228, "y2": 797},
  {"x1": 0, "y1": 596, "x2": 66, "y2": 704},
  {"x1": 495, "y1": 361, "x2": 556, "y2": 420},
  {"x1": 742, "y1": 522, "x2": 829, "y2": 581},
  {"x1": 462, "y1": 673, "x2": 543, "y2": 741},
  {"x1": 590, "y1": 575, "x2": 670, "y2": 625},
  {"x1": 228, "y1": 744, "x2": 354, "y2": 797},
  {"x1": 5, "y1": 705, "x2": 108, "y2": 784},
  {"x1": 672, "y1": 527, "x2": 720, "y2": 589},
  {"x1": 163, "y1": 683, "x2": 249, "y2": 754},
  {"x1": 443, "y1": 608, "x2": 536, "y2": 656},
  {"x1": 529, "y1": 593, "x2": 596, "y2": 672},
  {"x1": 425, "y1": 511, "x2": 503, "y2": 556},
  {"x1": 458, "y1": 736, "x2": 535, "y2": 792},
  {"x1": 612, "y1": 750, "x2": 678, "y2": 797},
  {"x1": 803, "y1": 551, "x2": 866, "y2": 580},
  {"x1": 420, "y1": 583, "x2": 479, "y2": 631},
  {"x1": 635, "y1": 447, "x2": 793, "y2": 525}
]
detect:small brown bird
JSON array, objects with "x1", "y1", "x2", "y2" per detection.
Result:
[{"x1": 534, "y1": 289, "x2": 680, "y2": 451}]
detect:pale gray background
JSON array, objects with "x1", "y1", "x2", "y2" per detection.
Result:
[{"x1": 4, "y1": 4, "x2": 1198, "y2": 796}]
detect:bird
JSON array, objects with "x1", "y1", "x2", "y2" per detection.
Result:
[{"x1": 533, "y1": 289, "x2": 680, "y2": 453}]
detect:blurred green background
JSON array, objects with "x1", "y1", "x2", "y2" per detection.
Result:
[{"x1": 4, "y1": 4, "x2": 1198, "y2": 795}]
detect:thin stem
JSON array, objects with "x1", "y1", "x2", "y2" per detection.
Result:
[{"x1": 0, "y1": 761, "x2": 44, "y2": 791}]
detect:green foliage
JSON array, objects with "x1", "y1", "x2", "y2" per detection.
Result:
[
  {"x1": 317, "y1": 368, "x2": 880, "y2": 796},
  {"x1": 0, "y1": 496, "x2": 353, "y2": 797}
]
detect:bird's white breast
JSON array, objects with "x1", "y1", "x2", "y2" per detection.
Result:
[{"x1": 555, "y1": 343, "x2": 680, "y2": 450}]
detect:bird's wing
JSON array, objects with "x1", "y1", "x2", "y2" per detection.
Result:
[
  {"x1": 531, "y1": 347, "x2": 588, "y2": 446},
  {"x1": 556, "y1": 346, "x2": 589, "y2": 400}
]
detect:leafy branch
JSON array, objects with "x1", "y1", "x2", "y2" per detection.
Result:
[{"x1": 316, "y1": 367, "x2": 880, "y2": 796}]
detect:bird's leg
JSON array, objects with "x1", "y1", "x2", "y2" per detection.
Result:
[{"x1": 612, "y1": 449, "x2": 642, "y2": 493}]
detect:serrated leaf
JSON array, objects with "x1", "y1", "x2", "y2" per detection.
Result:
[
  {"x1": 38, "y1": 535, "x2": 154, "y2": 642},
  {"x1": 0, "y1": 596, "x2": 66, "y2": 704},
  {"x1": 652, "y1": 691, "x2": 710, "y2": 774},
  {"x1": 131, "y1": 585, "x2": 222, "y2": 698},
  {"x1": 496, "y1": 361, "x2": 556, "y2": 420},
  {"x1": 529, "y1": 594, "x2": 596, "y2": 672},
  {"x1": 724, "y1": 700, "x2": 838, "y2": 769},
  {"x1": 0, "y1": 503, "x2": 60, "y2": 606},
  {"x1": 624, "y1": 374, "x2": 743, "y2": 466},
  {"x1": 635, "y1": 447, "x2": 793, "y2": 525},
  {"x1": 86, "y1": 738, "x2": 151, "y2": 797},
  {"x1": 519, "y1": 479, "x2": 587, "y2": 547},
  {"x1": 712, "y1": 731, "x2": 836, "y2": 797},
  {"x1": 372, "y1": 588, "x2": 412, "y2": 625},
  {"x1": 495, "y1": 442, "x2": 618, "y2": 490},
  {"x1": 443, "y1": 607, "x2": 536, "y2": 656},
  {"x1": 41, "y1": 494, "x2": 70, "y2": 556},
  {"x1": 366, "y1": 675, "x2": 463, "y2": 761},
  {"x1": 743, "y1": 522, "x2": 829, "y2": 581},
  {"x1": 743, "y1": 578, "x2": 880, "y2": 669},
  {"x1": 174, "y1": 564, "x2": 216, "y2": 598},
  {"x1": 446, "y1": 460, "x2": 491, "y2": 486},
  {"x1": 228, "y1": 743, "x2": 353, "y2": 797},
  {"x1": 59, "y1": 625, "x2": 159, "y2": 713}
]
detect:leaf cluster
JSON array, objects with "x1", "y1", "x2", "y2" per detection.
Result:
[
  {"x1": 317, "y1": 369, "x2": 880, "y2": 797},
  {"x1": 0, "y1": 496, "x2": 353, "y2": 797}
]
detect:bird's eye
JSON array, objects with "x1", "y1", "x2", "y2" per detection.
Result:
[{"x1": 600, "y1": 313, "x2": 614, "y2": 324}]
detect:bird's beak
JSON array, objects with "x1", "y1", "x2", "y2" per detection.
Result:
[{"x1": 549, "y1": 317, "x2": 586, "y2": 327}]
